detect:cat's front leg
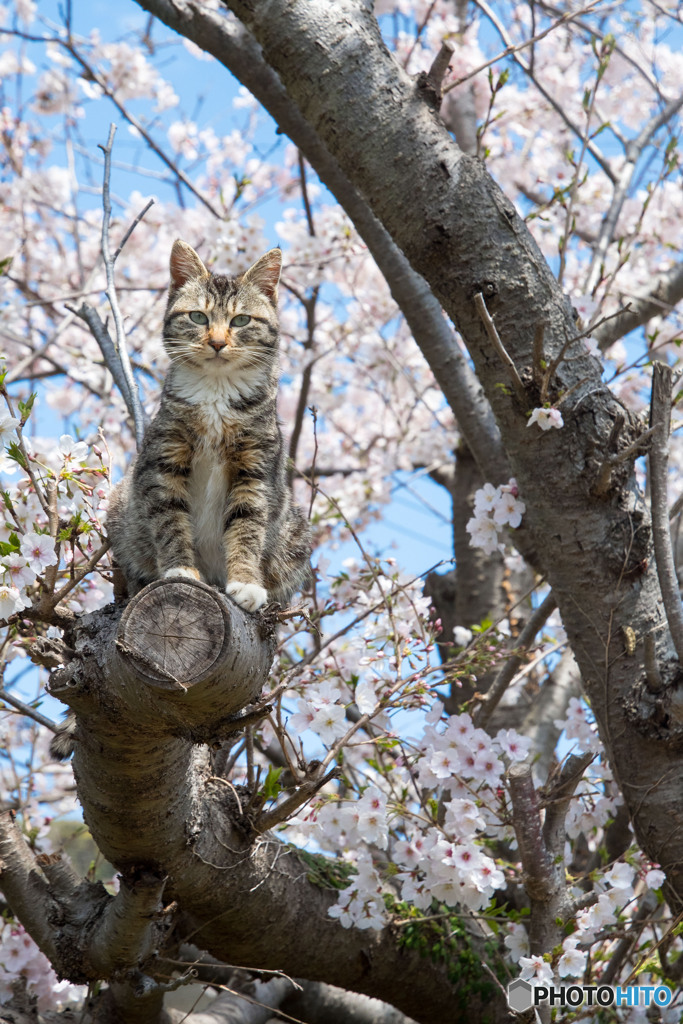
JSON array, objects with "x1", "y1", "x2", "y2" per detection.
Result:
[
  {"x1": 225, "y1": 580, "x2": 268, "y2": 612},
  {"x1": 137, "y1": 431, "x2": 198, "y2": 582},
  {"x1": 223, "y1": 480, "x2": 269, "y2": 612}
]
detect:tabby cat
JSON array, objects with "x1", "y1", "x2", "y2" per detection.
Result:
[{"x1": 106, "y1": 240, "x2": 311, "y2": 611}]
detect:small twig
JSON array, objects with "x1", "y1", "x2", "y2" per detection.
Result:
[
  {"x1": 644, "y1": 632, "x2": 664, "y2": 693},
  {"x1": 475, "y1": 592, "x2": 557, "y2": 727},
  {"x1": 473, "y1": 292, "x2": 526, "y2": 402},
  {"x1": 98, "y1": 124, "x2": 146, "y2": 450},
  {"x1": 425, "y1": 40, "x2": 454, "y2": 95},
  {"x1": 649, "y1": 363, "x2": 683, "y2": 662},
  {"x1": 113, "y1": 198, "x2": 155, "y2": 263},
  {"x1": 307, "y1": 406, "x2": 319, "y2": 521},
  {"x1": 594, "y1": 423, "x2": 656, "y2": 496},
  {"x1": 606, "y1": 413, "x2": 625, "y2": 452},
  {"x1": 538, "y1": 304, "x2": 629, "y2": 402},
  {"x1": 246, "y1": 725, "x2": 255, "y2": 790},
  {"x1": 444, "y1": 0, "x2": 605, "y2": 93},
  {"x1": 252, "y1": 766, "x2": 339, "y2": 834},
  {"x1": 50, "y1": 539, "x2": 111, "y2": 608},
  {"x1": 0, "y1": 687, "x2": 57, "y2": 731}
]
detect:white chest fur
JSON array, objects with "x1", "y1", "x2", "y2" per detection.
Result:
[{"x1": 188, "y1": 446, "x2": 229, "y2": 588}]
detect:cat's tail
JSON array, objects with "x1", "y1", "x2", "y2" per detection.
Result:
[
  {"x1": 49, "y1": 711, "x2": 76, "y2": 761},
  {"x1": 266, "y1": 504, "x2": 312, "y2": 605}
]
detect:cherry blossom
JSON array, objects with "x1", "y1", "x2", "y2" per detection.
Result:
[
  {"x1": 527, "y1": 407, "x2": 564, "y2": 431},
  {"x1": 0, "y1": 584, "x2": 30, "y2": 619},
  {"x1": 0, "y1": 0, "x2": 681, "y2": 1009},
  {"x1": 557, "y1": 936, "x2": 588, "y2": 978},
  {"x1": 1, "y1": 553, "x2": 36, "y2": 590},
  {"x1": 19, "y1": 533, "x2": 59, "y2": 574},
  {"x1": 57, "y1": 435, "x2": 88, "y2": 464},
  {"x1": 0, "y1": 415, "x2": 19, "y2": 447}
]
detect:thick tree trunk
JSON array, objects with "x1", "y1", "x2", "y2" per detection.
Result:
[
  {"x1": 222, "y1": 0, "x2": 683, "y2": 905},
  {"x1": 33, "y1": 580, "x2": 508, "y2": 1023}
]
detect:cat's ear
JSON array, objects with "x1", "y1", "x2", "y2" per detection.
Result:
[
  {"x1": 241, "y1": 248, "x2": 282, "y2": 304},
  {"x1": 169, "y1": 240, "x2": 209, "y2": 291}
]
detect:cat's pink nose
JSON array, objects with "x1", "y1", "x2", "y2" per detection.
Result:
[{"x1": 209, "y1": 339, "x2": 226, "y2": 352}]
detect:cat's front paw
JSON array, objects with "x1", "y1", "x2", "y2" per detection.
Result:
[
  {"x1": 226, "y1": 581, "x2": 268, "y2": 612},
  {"x1": 163, "y1": 566, "x2": 201, "y2": 582}
]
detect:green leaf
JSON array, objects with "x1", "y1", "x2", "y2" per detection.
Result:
[
  {"x1": 18, "y1": 393, "x2": 37, "y2": 423},
  {"x1": 6, "y1": 441, "x2": 26, "y2": 470},
  {"x1": 261, "y1": 765, "x2": 283, "y2": 802}
]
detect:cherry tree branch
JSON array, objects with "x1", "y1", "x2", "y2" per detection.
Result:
[
  {"x1": 649, "y1": 362, "x2": 683, "y2": 662},
  {"x1": 0, "y1": 812, "x2": 58, "y2": 962},
  {"x1": 98, "y1": 124, "x2": 148, "y2": 450},
  {"x1": 475, "y1": 591, "x2": 557, "y2": 727},
  {"x1": 0, "y1": 687, "x2": 58, "y2": 732},
  {"x1": 445, "y1": 0, "x2": 603, "y2": 92},
  {"x1": 471, "y1": 0, "x2": 617, "y2": 182},
  {"x1": 66, "y1": 128, "x2": 152, "y2": 448},
  {"x1": 594, "y1": 260, "x2": 683, "y2": 349},
  {"x1": 584, "y1": 90, "x2": 683, "y2": 294},
  {"x1": 131, "y1": 0, "x2": 508, "y2": 485}
]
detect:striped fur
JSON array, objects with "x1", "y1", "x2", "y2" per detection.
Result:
[{"x1": 107, "y1": 241, "x2": 311, "y2": 612}]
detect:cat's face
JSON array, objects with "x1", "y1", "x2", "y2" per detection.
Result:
[{"x1": 163, "y1": 241, "x2": 281, "y2": 372}]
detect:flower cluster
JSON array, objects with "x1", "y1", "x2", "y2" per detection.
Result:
[
  {"x1": 0, "y1": 430, "x2": 113, "y2": 624},
  {"x1": 288, "y1": 679, "x2": 348, "y2": 746},
  {"x1": 466, "y1": 479, "x2": 526, "y2": 555},
  {"x1": 0, "y1": 922, "x2": 84, "y2": 1011},
  {"x1": 328, "y1": 853, "x2": 386, "y2": 930}
]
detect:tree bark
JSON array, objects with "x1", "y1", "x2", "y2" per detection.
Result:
[
  {"x1": 221, "y1": 0, "x2": 683, "y2": 907},
  {"x1": 22, "y1": 580, "x2": 507, "y2": 1024}
]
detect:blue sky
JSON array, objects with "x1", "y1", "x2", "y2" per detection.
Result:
[{"x1": 3, "y1": 1, "x2": 454, "y2": 721}]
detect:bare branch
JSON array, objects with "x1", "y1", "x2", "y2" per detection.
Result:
[
  {"x1": 473, "y1": 291, "x2": 526, "y2": 402},
  {"x1": 585, "y1": 91, "x2": 683, "y2": 293},
  {"x1": 98, "y1": 124, "x2": 147, "y2": 450},
  {"x1": 425, "y1": 40, "x2": 454, "y2": 96},
  {"x1": 132, "y1": 0, "x2": 509, "y2": 485},
  {"x1": 649, "y1": 362, "x2": 683, "y2": 662},
  {"x1": 445, "y1": 0, "x2": 604, "y2": 93},
  {"x1": 475, "y1": 591, "x2": 557, "y2": 728},
  {"x1": 66, "y1": 303, "x2": 135, "y2": 415},
  {"x1": 0, "y1": 812, "x2": 57, "y2": 962},
  {"x1": 0, "y1": 688, "x2": 57, "y2": 732},
  {"x1": 472, "y1": 0, "x2": 617, "y2": 182},
  {"x1": 595, "y1": 260, "x2": 683, "y2": 349}
]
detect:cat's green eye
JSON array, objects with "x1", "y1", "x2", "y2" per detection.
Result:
[
  {"x1": 230, "y1": 314, "x2": 251, "y2": 328},
  {"x1": 189, "y1": 311, "x2": 209, "y2": 325}
]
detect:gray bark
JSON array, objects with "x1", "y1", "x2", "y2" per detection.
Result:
[
  {"x1": 8, "y1": 2, "x2": 683, "y2": 1021},
  {"x1": 0, "y1": 581, "x2": 506, "y2": 1024},
  {"x1": 219, "y1": 0, "x2": 683, "y2": 910},
  {"x1": 130, "y1": 0, "x2": 509, "y2": 486}
]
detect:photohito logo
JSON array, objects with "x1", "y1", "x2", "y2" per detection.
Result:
[{"x1": 507, "y1": 979, "x2": 673, "y2": 1013}]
